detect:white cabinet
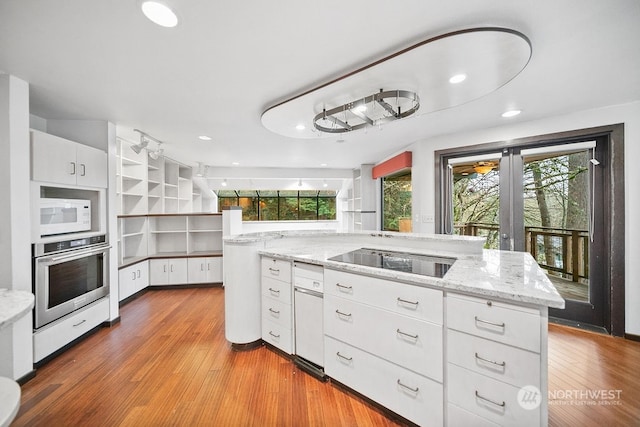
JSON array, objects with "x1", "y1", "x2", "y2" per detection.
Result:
[
  {"x1": 187, "y1": 256, "x2": 223, "y2": 283},
  {"x1": 118, "y1": 261, "x2": 149, "y2": 301},
  {"x1": 149, "y1": 258, "x2": 188, "y2": 285},
  {"x1": 323, "y1": 269, "x2": 443, "y2": 426},
  {"x1": 261, "y1": 257, "x2": 293, "y2": 353},
  {"x1": 445, "y1": 293, "x2": 547, "y2": 427},
  {"x1": 31, "y1": 130, "x2": 107, "y2": 188}
]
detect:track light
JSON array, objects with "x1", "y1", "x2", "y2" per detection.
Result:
[
  {"x1": 221, "y1": 179, "x2": 227, "y2": 187},
  {"x1": 131, "y1": 136, "x2": 148, "y2": 154},
  {"x1": 148, "y1": 142, "x2": 164, "y2": 159}
]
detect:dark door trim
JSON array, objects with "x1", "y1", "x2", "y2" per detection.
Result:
[{"x1": 434, "y1": 123, "x2": 625, "y2": 336}]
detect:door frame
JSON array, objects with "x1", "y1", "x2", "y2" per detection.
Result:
[{"x1": 434, "y1": 124, "x2": 625, "y2": 336}]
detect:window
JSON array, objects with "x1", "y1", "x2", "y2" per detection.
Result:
[
  {"x1": 217, "y1": 190, "x2": 337, "y2": 221},
  {"x1": 382, "y1": 171, "x2": 412, "y2": 231}
]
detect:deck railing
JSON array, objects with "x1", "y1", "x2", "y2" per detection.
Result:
[{"x1": 454, "y1": 223, "x2": 589, "y2": 282}]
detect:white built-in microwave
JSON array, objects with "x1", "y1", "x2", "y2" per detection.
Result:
[{"x1": 39, "y1": 198, "x2": 91, "y2": 236}]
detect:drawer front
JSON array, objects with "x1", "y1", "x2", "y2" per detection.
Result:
[
  {"x1": 261, "y1": 297, "x2": 292, "y2": 329},
  {"x1": 262, "y1": 318, "x2": 292, "y2": 354},
  {"x1": 325, "y1": 294, "x2": 442, "y2": 381},
  {"x1": 447, "y1": 329, "x2": 540, "y2": 388},
  {"x1": 447, "y1": 403, "x2": 500, "y2": 427},
  {"x1": 261, "y1": 257, "x2": 292, "y2": 283},
  {"x1": 325, "y1": 336, "x2": 443, "y2": 427},
  {"x1": 446, "y1": 293, "x2": 541, "y2": 352},
  {"x1": 261, "y1": 276, "x2": 292, "y2": 305},
  {"x1": 33, "y1": 298, "x2": 109, "y2": 362},
  {"x1": 448, "y1": 363, "x2": 540, "y2": 427},
  {"x1": 325, "y1": 269, "x2": 443, "y2": 324}
]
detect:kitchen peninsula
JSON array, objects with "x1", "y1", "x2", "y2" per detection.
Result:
[{"x1": 223, "y1": 231, "x2": 564, "y2": 426}]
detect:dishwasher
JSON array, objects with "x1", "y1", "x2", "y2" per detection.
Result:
[{"x1": 293, "y1": 261, "x2": 325, "y2": 379}]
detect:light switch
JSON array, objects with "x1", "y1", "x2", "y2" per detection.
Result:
[{"x1": 421, "y1": 214, "x2": 434, "y2": 223}]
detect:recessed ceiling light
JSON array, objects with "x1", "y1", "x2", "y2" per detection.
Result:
[
  {"x1": 501, "y1": 109, "x2": 521, "y2": 118},
  {"x1": 354, "y1": 105, "x2": 367, "y2": 113},
  {"x1": 295, "y1": 124, "x2": 305, "y2": 131},
  {"x1": 231, "y1": 162, "x2": 239, "y2": 166},
  {"x1": 141, "y1": 1, "x2": 178, "y2": 28},
  {"x1": 198, "y1": 135, "x2": 212, "y2": 141},
  {"x1": 449, "y1": 73, "x2": 467, "y2": 84},
  {"x1": 320, "y1": 163, "x2": 327, "y2": 167}
]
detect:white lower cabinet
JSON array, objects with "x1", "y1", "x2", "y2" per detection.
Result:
[
  {"x1": 118, "y1": 261, "x2": 149, "y2": 301},
  {"x1": 261, "y1": 257, "x2": 293, "y2": 353},
  {"x1": 325, "y1": 336, "x2": 443, "y2": 426},
  {"x1": 187, "y1": 256, "x2": 223, "y2": 284},
  {"x1": 33, "y1": 298, "x2": 109, "y2": 363},
  {"x1": 149, "y1": 258, "x2": 188, "y2": 285},
  {"x1": 447, "y1": 403, "x2": 500, "y2": 427}
]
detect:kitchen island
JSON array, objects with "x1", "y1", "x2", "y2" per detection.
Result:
[{"x1": 223, "y1": 231, "x2": 564, "y2": 426}]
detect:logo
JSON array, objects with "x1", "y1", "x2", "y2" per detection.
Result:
[{"x1": 518, "y1": 385, "x2": 542, "y2": 410}]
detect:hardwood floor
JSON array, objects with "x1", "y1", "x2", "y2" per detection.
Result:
[{"x1": 14, "y1": 288, "x2": 640, "y2": 426}]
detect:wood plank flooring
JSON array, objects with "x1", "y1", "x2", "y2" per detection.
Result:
[{"x1": 13, "y1": 288, "x2": 640, "y2": 426}]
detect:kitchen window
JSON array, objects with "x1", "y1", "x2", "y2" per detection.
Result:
[{"x1": 217, "y1": 190, "x2": 337, "y2": 221}]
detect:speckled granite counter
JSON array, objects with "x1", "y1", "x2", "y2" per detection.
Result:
[{"x1": 0, "y1": 288, "x2": 34, "y2": 331}]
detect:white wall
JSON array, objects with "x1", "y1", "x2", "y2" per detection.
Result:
[
  {"x1": 408, "y1": 101, "x2": 640, "y2": 335},
  {"x1": 241, "y1": 220, "x2": 339, "y2": 234}
]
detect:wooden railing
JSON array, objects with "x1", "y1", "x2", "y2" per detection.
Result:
[{"x1": 454, "y1": 223, "x2": 589, "y2": 282}]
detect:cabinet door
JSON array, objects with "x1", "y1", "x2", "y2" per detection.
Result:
[
  {"x1": 187, "y1": 258, "x2": 207, "y2": 283},
  {"x1": 133, "y1": 261, "x2": 149, "y2": 293},
  {"x1": 206, "y1": 257, "x2": 223, "y2": 283},
  {"x1": 149, "y1": 259, "x2": 170, "y2": 285},
  {"x1": 118, "y1": 264, "x2": 137, "y2": 301},
  {"x1": 31, "y1": 130, "x2": 77, "y2": 185},
  {"x1": 76, "y1": 144, "x2": 108, "y2": 188},
  {"x1": 168, "y1": 258, "x2": 188, "y2": 284}
]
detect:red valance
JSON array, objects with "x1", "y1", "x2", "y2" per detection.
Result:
[{"x1": 372, "y1": 151, "x2": 412, "y2": 179}]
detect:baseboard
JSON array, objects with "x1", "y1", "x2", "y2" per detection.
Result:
[
  {"x1": 624, "y1": 332, "x2": 640, "y2": 342},
  {"x1": 104, "y1": 316, "x2": 121, "y2": 327},
  {"x1": 16, "y1": 369, "x2": 37, "y2": 385},
  {"x1": 148, "y1": 282, "x2": 223, "y2": 290},
  {"x1": 549, "y1": 316, "x2": 609, "y2": 334}
]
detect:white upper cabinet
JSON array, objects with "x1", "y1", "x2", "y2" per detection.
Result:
[{"x1": 31, "y1": 130, "x2": 107, "y2": 188}]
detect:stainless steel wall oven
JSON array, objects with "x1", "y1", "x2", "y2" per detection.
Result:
[{"x1": 33, "y1": 234, "x2": 110, "y2": 329}]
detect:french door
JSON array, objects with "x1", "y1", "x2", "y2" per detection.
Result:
[{"x1": 439, "y1": 133, "x2": 616, "y2": 332}]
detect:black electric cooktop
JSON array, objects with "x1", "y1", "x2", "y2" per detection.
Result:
[{"x1": 328, "y1": 248, "x2": 455, "y2": 278}]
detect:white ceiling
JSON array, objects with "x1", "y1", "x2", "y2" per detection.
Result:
[{"x1": 1, "y1": 1, "x2": 639, "y2": 176}]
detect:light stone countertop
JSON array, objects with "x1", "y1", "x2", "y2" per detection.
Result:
[
  {"x1": 0, "y1": 288, "x2": 34, "y2": 331},
  {"x1": 236, "y1": 231, "x2": 565, "y2": 309}
]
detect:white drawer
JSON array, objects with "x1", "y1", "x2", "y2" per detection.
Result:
[
  {"x1": 447, "y1": 329, "x2": 540, "y2": 388},
  {"x1": 325, "y1": 269, "x2": 443, "y2": 324},
  {"x1": 261, "y1": 296, "x2": 292, "y2": 329},
  {"x1": 447, "y1": 403, "x2": 499, "y2": 427},
  {"x1": 261, "y1": 257, "x2": 292, "y2": 283},
  {"x1": 325, "y1": 294, "x2": 442, "y2": 382},
  {"x1": 261, "y1": 276, "x2": 292, "y2": 304},
  {"x1": 33, "y1": 298, "x2": 109, "y2": 362},
  {"x1": 262, "y1": 318, "x2": 292, "y2": 354},
  {"x1": 325, "y1": 336, "x2": 443, "y2": 427},
  {"x1": 448, "y1": 363, "x2": 540, "y2": 427},
  {"x1": 446, "y1": 293, "x2": 541, "y2": 352}
]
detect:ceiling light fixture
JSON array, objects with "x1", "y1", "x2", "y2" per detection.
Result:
[
  {"x1": 132, "y1": 129, "x2": 154, "y2": 154},
  {"x1": 231, "y1": 162, "x2": 239, "y2": 166},
  {"x1": 221, "y1": 179, "x2": 227, "y2": 187},
  {"x1": 295, "y1": 124, "x2": 305, "y2": 131},
  {"x1": 449, "y1": 73, "x2": 467, "y2": 84},
  {"x1": 195, "y1": 162, "x2": 206, "y2": 177},
  {"x1": 198, "y1": 135, "x2": 212, "y2": 141},
  {"x1": 323, "y1": 180, "x2": 328, "y2": 188},
  {"x1": 501, "y1": 109, "x2": 521, "y2": 118},
  {"x1": 148, "y1": 142, "x2": 164, "y2": 159},
  {"x1": 297, "y1": 179, "x2": 303, "y2": 187},
  {"x1": 141, "y1": 1, "x2": 178, "y2": 28},
  {"x1": 314, "y1": 89, "x2": 420, "y2": 134},
  {"x1": 473, "y1": 161, "x2": 496, "y2": 174}
]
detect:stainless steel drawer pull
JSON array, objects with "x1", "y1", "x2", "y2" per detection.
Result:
[
  {"x1": 397, "y1": 297, "x2": 419, "y2": 307},
  {"x1": 397, "y1": 379, "x2": 419, "y2": 393},
  {"x1": 475, "y1": 352, "x2": 506, "y2": 367},
  {"x1": 268, "y1": 268, "x2": 280, "y2": 275},
  {"x1": 268, "y1": 331, "x2": 280, "y2": 338},
  {"x1": 336, "y1": 352, "x2": 353, "y2": 361},
  {"x1": 474, "y1": 316, "x2": 505, "y2": 328},
  {"x1": 396, "y1": 329, "x2": 419, "y2": 340},
  {"x1": 73, "y1": 319, "x2": 87, "y2": 327},
  {"x1": 336, "y1": 283, "x2": 353, "y2": 291},
  {"x1": 475, "y1": 390, "x2": 506, "y2": 408},
  {"x1": 268, "y1": 288, "x2": 280, "y2": 294},
  {"x1": 335, "y1": 309, "x2": 352, "y2": 317},
  {"x1": 268, "y1": 308, "x2": 280, "y2": 315}
]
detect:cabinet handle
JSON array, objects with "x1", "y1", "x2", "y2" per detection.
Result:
[
  {"x1": 396, "y1": 329, "x2": 419, "y2": 340},
  {"x1": 268, "y1": 331, "x2": 280, "y2": 338},
  {"x1": 335, "y1": 309, "x2": 352, "y2": 318},
  {"x1": 132, "y1": 272, "x2": 136, "y2": 280},
  {"x1": 70, "y1": 162, "x2": 76, "y2": 175},
  {"x1": 397, "y1": 297, "x2": 419, "y2": 307},
  {"x1": 474, "y1": 316, "x2": 505, "y2": 329},
  {"x1": 201, "y1": 263, "x2": 204, "y2": 271},
  {"x1": 73, "y1": 319, "x2": 87, "y2": 327},
  {"x1": 207, "y1": 263, "x2": 210, "y2": 271},
  {"x1": 171, "y1": 264, "x2": 174, "y2": 272},
  {"x1": 268, "y1": 308, "x2": 280, "y2": 315},
  {"x1": 397, "y1": 379, "x2": 419, "y2": 393},
  {"x1": 268, "y1": 267, "x2": 280, "y2": 275},
  {"x1": 137, "y1": 269, "x2": 141, "y2": 279},
  {"x1": 475, "y1": 390, "x2": 505, "y2": 408},
  {"x1": 268, "y1": 288, "x2": 280, "y2": 295},
  {"x1": 336, "y1": 283, "x2": 353, "y2": 292},
  {"x1": 475, "y1": 352, "x2": 506, "y2": 367},
  {"x1": 164, "y1": 265, "x2": 167, "y2": 273},
  {"x1": 336, "y1": 352, "x2": 353, "y2": 361},
  {"x1": 80, "y1": 163, "x2": 86, "y2": 176}
]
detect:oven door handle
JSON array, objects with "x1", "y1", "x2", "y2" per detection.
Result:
[{"x1": 48, "y1": 245, "x2": 112, "y2": 262}]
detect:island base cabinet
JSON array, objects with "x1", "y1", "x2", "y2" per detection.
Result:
[
  {"x1": 447, "y1": 403, "x2": 500, "y2": 427},
  {"x1": 325, "y1": 336, "x2": 443, "y2": 427},
  {"x1": 447, "y1": 363, "x2": 540, "y2": 426},
  {"x1": 262, "y1": 318, "x2": 292, "y2": 354}
]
